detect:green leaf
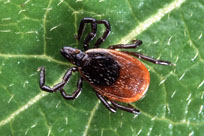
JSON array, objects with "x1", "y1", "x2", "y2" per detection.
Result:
[{"x1": 0, "y1": 0, "x2": 204, "y2": 135}]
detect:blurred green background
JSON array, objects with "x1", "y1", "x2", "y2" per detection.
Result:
[{"x1": 0, "y1": 0, "x2": 204, "y2": 135}]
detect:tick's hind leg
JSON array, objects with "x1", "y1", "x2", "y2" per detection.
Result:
[
  {"x1": 108, "y1": 40, "x2": 142, "y2": 49},
  {"x1": 111, "y1": 101, "x2": 140, "y2": 115},
  {"x1": 60, "y1": 77, "x2": 83, "y2": 100},
  {"x1": 94, "y1": 20, "x2": 111, "y2": 48},
  {"x1": 96, "y1": 92, "x2": 117, "y2": 113},
  {"x1": 96, "y1": 92, "x2": 139, "y2": 114},
  {"x1": 121, "y1": 51, "x2": 172, "y2": 65},
  {"x1": 39, "y1": 67, "x2": 77, "y2": 93},
  {"x1": 77, "y1": 18, "x2": 97, "y2": 51}
]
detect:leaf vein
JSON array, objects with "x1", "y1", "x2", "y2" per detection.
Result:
[
  {"x1": 43, "y1": 0, "x2": 53, "y2": 54},
  {"x1": 180, "y1": 11, "x2": 204, "y2": 62},
  {"x1": 0, "y1": 54, "x2": 71, "y2": 66},
  {"x1": 0, "y1": 92, "x2": 48, "y2": 127},
  {"x1": 117, "y1": 0, "x2": 186, "y2": 44},
  {"x1": 82, "y1": 100, "x2": 100, "y2": 136}
]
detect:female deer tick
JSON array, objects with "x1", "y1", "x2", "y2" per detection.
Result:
[{"x1": 39, "y1": 18, "x2": 171, "y2": 114}]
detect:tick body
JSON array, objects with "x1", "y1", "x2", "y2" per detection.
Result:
[
  {"x1": 39, "y1": 17, "x2": 171, "y2": 114},
  {"x1": 79, "y1": 48, "x2": 150, "y2": 103}
]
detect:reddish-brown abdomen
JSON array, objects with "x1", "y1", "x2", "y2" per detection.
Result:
[{"x1": 79, "y1": 49, "x2": 150, "y2": 103}]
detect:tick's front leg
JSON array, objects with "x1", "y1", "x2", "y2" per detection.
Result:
[
  {"x1": 60, "y1": 77, "x2": 83, "y2": 100},
  {"x1": 39, "y1": 67, "x2": 77, "y2": 93}
]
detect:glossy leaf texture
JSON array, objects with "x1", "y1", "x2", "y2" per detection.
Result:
[{"x1": 0, "y1": 0, "x2": 204, "y2": 135}]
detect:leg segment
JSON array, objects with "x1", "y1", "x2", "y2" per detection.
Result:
[
  {"x1": 59, "y1": 77, "x2": 83, "y2": 100},
  {"x1": 96, "y1": 92, "x2": 117, "y2": 113},
  {"x1": 39, "y1": 67, "x2": 77, "y2": 93},
  {"x1": 108, "y1": 40, "x2": 143, "y2": 49},
  {"x1": 95, "y1": 92, "x2": 140, "y2": 114},
  {"x1": 121, "y1": 51, "x2": 172, "y2": 65},
  {"x1": 94, "y1": 20, "x2": 111, "y2": 48},
  {"x1": 111, "y1": 101, "x2": 140, "y2": 115},
  {"x1": 77, "y1": 18, "x2": 97, "y2": 51}
]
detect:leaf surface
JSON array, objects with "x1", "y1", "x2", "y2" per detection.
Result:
[{"x1": 0, "y1": 0, "x2": 204, "y2": 135}]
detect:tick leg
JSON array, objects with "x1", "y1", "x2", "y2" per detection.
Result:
[
  {"x1": 108, "y1": 40, "x2": 142, "y2": 49},
  {"x1": 59, "y1": 77, "x2": 83, "y2": 100},
  {"x1": 111, "y1": 101, "x2": 140, "y2": 115},
  {"x1": 39, "y1": 67, "x2": 77, "y2": 93},
  {"x1": 95, "y1": 92, "x2": 117, "y2": 113},
  {"x1": 94, "y1": 20, "x2": 111, "y2": 48},
  {"x1": 77, "y1": 18, "x2": 97, "y2": 51},
  {"x1": 121, "y1": 51, "x2": 172, "y2": 65}
]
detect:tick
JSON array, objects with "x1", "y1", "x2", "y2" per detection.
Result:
[{"x1": 39, "y1": 18, "x2": 172, "y2": 114}]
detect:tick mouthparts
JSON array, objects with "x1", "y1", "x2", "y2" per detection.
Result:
[
  {"x1": 60, "y1": 48, "x2": 68, "y2": 57},
  {"x1": 60, "y1": 48, "x2": 64, "y2": 53}
]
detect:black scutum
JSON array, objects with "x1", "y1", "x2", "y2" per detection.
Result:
[{"x1": 81, "y1": 52, "x2": 120, "y2": 86}]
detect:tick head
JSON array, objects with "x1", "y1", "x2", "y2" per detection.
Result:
[{"x1": 60, "y1": 47, "x2": 85, "y2": 66}]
